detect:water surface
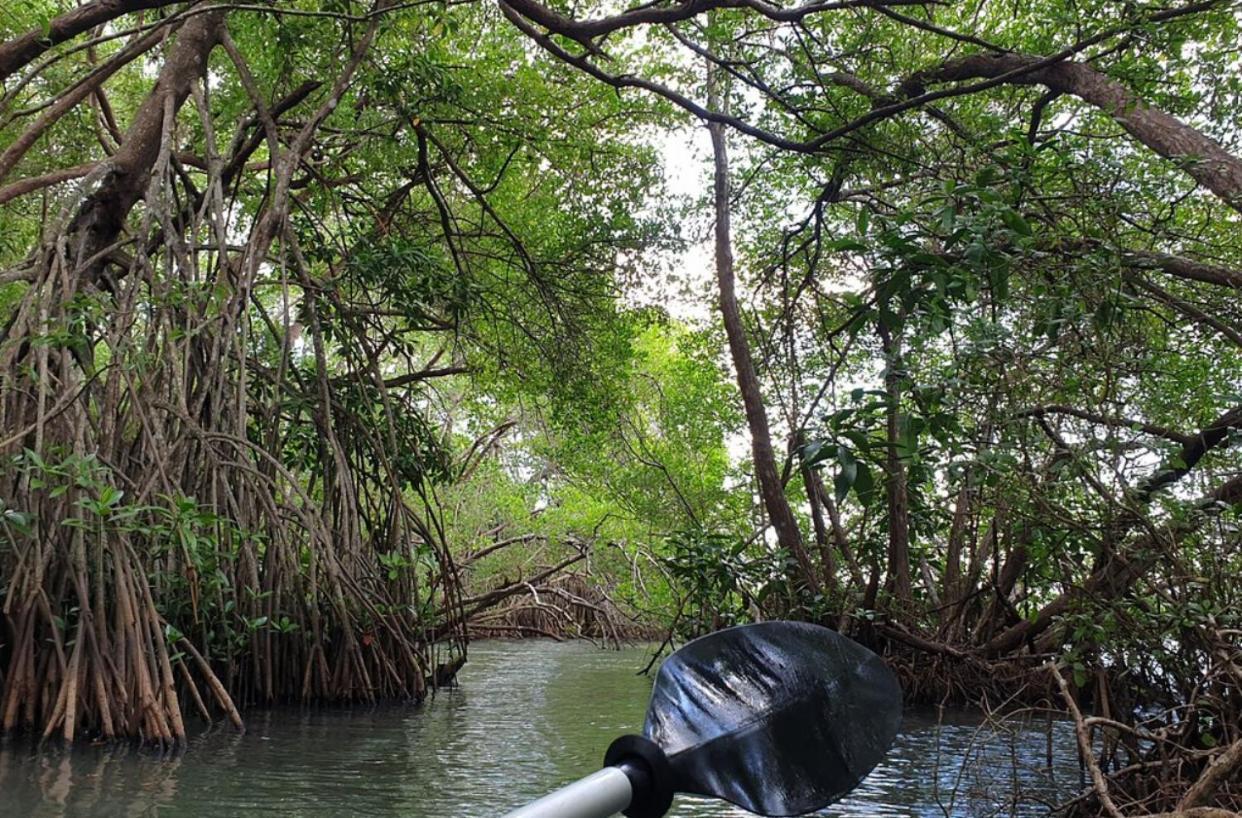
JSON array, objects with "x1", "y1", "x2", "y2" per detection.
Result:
[{"x1": 0, "y1": 640, "x2": 1084, "y2": 816}]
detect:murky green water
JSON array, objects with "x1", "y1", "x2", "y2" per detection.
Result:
[{"x1": 0, "y1": 640, "x2": 1083, "y2": 816}]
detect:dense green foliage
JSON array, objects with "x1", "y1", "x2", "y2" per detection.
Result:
[{"x1": 1, "y1": 0, "x2": 1240, "y2": 812}]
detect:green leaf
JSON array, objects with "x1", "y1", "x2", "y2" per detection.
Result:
[
  {"x1": 937, "y1": 204, "x2": 956, "y2": 233},
  {"x1": 834, "y1": 459, "x2": 857, "y2": 503},
  {"x1": 853, "y1": 461, "x2": 876, "y2": 506},
  {"x1": 828, "y1": 237, "x2": 868, "y2": 253},
  {"x1": 800, "y1": 439, "x2": 829, "y2": 467},
  {"x1": 1001, "y1": 209, "x2": 1033, "y2": 237},
  {"x1": 842, "y1": 429, "x2": 871, "y2": 451}
]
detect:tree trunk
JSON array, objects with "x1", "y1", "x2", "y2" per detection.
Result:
[
  {"x1": 798, "y1": 439, "x2": 837, "y2": 594},
  {"x1": 938, "y1": 479, "x2": 968, "y2": 608},
  {"x1": 878, "y1": 323, "x2": 912, "y2": 603},
  {"x1": 707, "y1": 67, "x2": 817, "y2": 596}
]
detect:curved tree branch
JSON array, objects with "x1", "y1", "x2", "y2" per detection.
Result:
[
  {"x1": 499, "y1": 0, "x2": 930, "y2": 47},
  {"x1": 903, "y1": 50, "x2": 1242, "y2": 213},
  {"x1": 1015, "y1": 405, "x2": 1193, "y2": 446},
  {"x1": 0, "y1": 0, "x2": 183, "y2": 82},
  {"x1": 1124, "y1": 250, "x2": 1242, "y2": 290}
]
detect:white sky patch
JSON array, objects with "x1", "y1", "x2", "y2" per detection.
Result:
[{"x1": 622, "y1": 121, "x2": 717, "y2": 324}]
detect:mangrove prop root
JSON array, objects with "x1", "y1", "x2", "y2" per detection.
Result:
[{"x1": 0, "y1": 9, "x2": 471, "y2": 743}]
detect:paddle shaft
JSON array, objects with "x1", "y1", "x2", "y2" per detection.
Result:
[{"x1": 501, "y1": 766, "x2": 633, "y2": 818}]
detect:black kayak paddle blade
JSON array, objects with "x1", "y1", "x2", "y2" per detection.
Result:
[{"x1": 642, "y1": 621, "x2": 901, "y2": 817}]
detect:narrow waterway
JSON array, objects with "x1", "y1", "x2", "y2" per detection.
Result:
[{"x1": 0, "y1": 640, "x2": 1084, "y2": 816}]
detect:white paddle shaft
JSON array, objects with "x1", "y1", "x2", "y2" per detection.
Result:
[{"x1": 501, "y1": 766, "x2": 633, "y2": 818}]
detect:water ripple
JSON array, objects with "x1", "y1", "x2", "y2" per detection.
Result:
[{"x1": 0, "y1": 641, "x2": 1083, "y2": 817}]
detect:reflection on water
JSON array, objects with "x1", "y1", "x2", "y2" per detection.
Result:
[{"x1": 0, "y1": 640, "x2": 1084, "y2": 817}]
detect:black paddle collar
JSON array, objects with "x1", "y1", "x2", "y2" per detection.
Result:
[{"x1": 604, "y1": 734, "x2": 674, "y2": 818}]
